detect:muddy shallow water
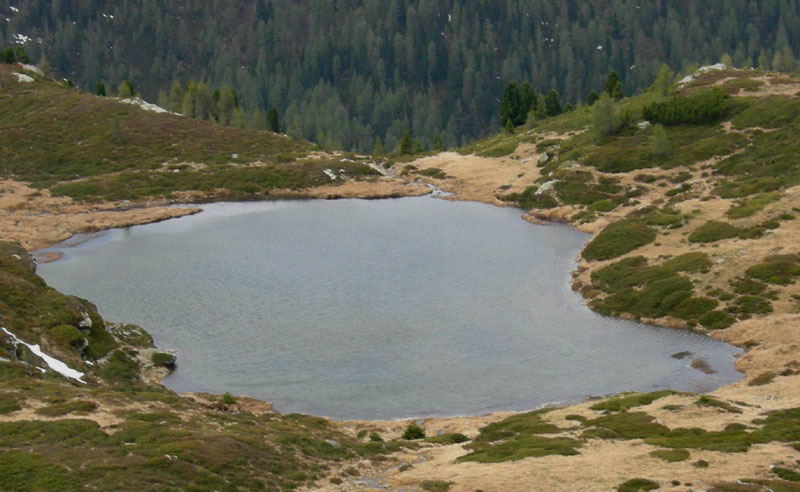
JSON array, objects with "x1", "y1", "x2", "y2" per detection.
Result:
[{"x1": 36, "y1": 197, "x2": 742, "y2": 420}]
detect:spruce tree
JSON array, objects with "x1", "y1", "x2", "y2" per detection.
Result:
[
  {"x1": 14, "y1": 47, "x2": 28, "y2": 64},
  {"x1": 586, "y1": 90, "x2": 600, "y2": 106},
  {"x1": 499, "y1": 81, "x2": 523, "y2": 127},
  {"x1": 605, "y1": 70, "x2": 623, "y2": 100},
  {"x1": 94, "y1": 82, "x2": 107, "y2": 96},
  {"x1": 267, "y1": 107, "x2": 280, "y2": 133},
  {"x1": 3, "y1": 47, "x2": 15, "y2": 64},
  {"x1": 399, "y1": 131, "x2": 413, "y2": 154},
  {"x1": 545, "y1": 89, "x2": 562, "y2": 117}
]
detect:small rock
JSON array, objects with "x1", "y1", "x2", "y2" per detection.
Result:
[{"x1": 324, "y1": 439, "x2": 339, "y2": 448}]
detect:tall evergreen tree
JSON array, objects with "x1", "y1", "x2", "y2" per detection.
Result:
[
  {"x1": 267, "y1": 107, "x2": 280, "y2": 133},
  {"x1": 545, "y1": 89, "x2": 562, "y2": 117}
]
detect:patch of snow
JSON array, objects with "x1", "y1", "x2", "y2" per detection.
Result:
[
  {"x1": 323, "y1": 169, "x2": 338, "y2": 180},
  {"x1": 119, "y1": 97, "x2": 168, "y2": 114},
  {"x1": 21, "y1": 63, "x2": 42, "y2": 75},
  {"x1": 596, "y1": 45, "x2": 603, "y2": 50},
  {"x1": 339, "y1": 158, "x2": 355, "y2": 163},
  {"x1": 9, "y1": 6, "x2": 19, "y2": 12},
  {"x1": 637, "y1": 121, "x2": 651, "y2": 129},
  {"x1": 231, "y1": 153, "x2": 239, "y2": 159},
  {"x1": 0, "y1": 356, "x2": 9, "y2": 363},
  {"x1": 13, "y1": 72, "x2": 33, "y2": 83},
  {"x1": 536, "y1": 180, "x2": 558, "y2": 195},
  {"x1": 12, "y1": 33, "x2": 30, "y2": 44},
  {"x1": 1, "y1": 327, "x2": 86, "y2": 383}
]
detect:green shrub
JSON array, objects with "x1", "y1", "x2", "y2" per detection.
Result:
[
  {"x1": 748, "y1": 372, "x2": 777, "y2": 386},
  {"x1": 402, "y1": 423, "x2": 425, "y2": 440},
  {"x1": 649, "y1": 448, "x2": 689, "y2": 462},
  {"x1": 0, "y1": 394, "x2": 21, "y2": 415},
  {"x1": 699, "y1": 310, "x2": 736, "y2": 330},
  {"x1": 151, "y1": 352, "x2": 176, "y2": 368},
  {"x1": 418, "y1": 168, "x2": 448, "y2": 179},
  {"x1": 731, "y1": 295, "x2": 773, "y2": 315},
  {"x1": 582, "y1": 220, "x2": 657, "y2": 261},
  {"x1": 48, "y1": 324, "x2": 85, "y2": 349},
  {"x1": 368, "y1": 432, "x2": 383, "y2": 442},
  {"x1": 600, "y1": 276, "x2": 693, "y2": 319},
  {"x1": 773, "y1": 466, "x2": 800, "y2": 482},
  {"x1": 643, "y1": 88, "x2": 728, "y2": 125},
  {"x1": 616, "y1": 478, "x2": 660, "y2": 491},
  {"x1": 501, "y1": 186, "x2": 559, "y2": 210},
  {"x1": 696, "y1": 396, "x2": 742, "y2": 414},
  {"x1": 420, "y1": 480, "x2": 452, "y2": 491},
  {"x1": 727, "y1": 192, "x2": 783, "y2": 218},
  {"x1": 590, "y1": 391, "x2": 676, "y2": 412},
  {"x1": 97, "y1": 351, "x2": 139, "y2": 383},
  {"x1": 688, "y1": 221, "x2": 739, "y2": 243},
  {"x1": 0, "y1": 451, "x2": 81, "y2": 492},
  {"x1": 220, "y1": 392, "x2": 237, "y2": 405},
  {"x1": 589, "y1": 199, "x2": 618, "y2": 212},
  {"x1": 693, "y1": 460, "x2": 709, "y2": 468},
  {"x1": 424, "y1": 433, "x2": 469, "y2": 445},
  {"x1": 730, "y1": 277, "x2": 767, "y2": 295},
  {"x1": 35, "y1": 400, "x2": 97, "y2": 417},
  {"x1": 672, "y1": 297, "x2": 719, "y2": 320},
  {"x1": 746, "y1": 257, "x2": 800, "y2": 285}
]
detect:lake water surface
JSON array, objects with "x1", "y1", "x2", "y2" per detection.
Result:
[{"x1": 36, "y1": 197, "x2": 742, "y2": 420}]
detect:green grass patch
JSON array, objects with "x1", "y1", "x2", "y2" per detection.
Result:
[
  {"x1": 420, "y1": 480, "x2": 453, "y2": 491},
  {"x1": 728, "y1": 192, "x2": 783, "y2": 218},
  {"x1": 35, "y1": 400, "x2": 97, "y2": 417},
  {"x1": 649, "y1": 448, "x2": 690, "y2": 462},
  {"x1": 699, "y1": 310, "x2": 736, "y2": 330},
  {"x1": 590, "y1": 391, "x2": 677, "y2": 412},
  {"x1": 418, "y1": 167, "x2": 448, "y2": 179},
  {"x1": 582, "y1": 220, "x2": 657, "y2": 261},
  {"x1": 730, "y1": 295, "x2": 773, "y2": 315},
  {"x1": 773, "y1": 467, "x2": 800, "y2": 482},
  {"x1": 477, "y1": 140, "x2": 519, "y2": 157},
  {"x1": 748, "y1": 372, "x2": 777, "y2": 387},
  {"x1": 0, "y1": 393, "x2": 21, "y2": 414},
  {"x1": 500, "y1": 185, "x2": 559, "y2": 210},
  {"x1": 457, "y1": 409, "x2": 580, "y2": 463},
  {"x1": 424, "y1": 433, "x2": 469, "y2": 445},
  {"x1": 696, "y1": 396, "x2": 742, "y2": 414},
  {"x1": 732, "y1": 96, "x2": 800, "y2": 129},
  {"x1": 746, "y1": 256, "x2": 800, "y2": 285},
  {"x1": 616, "y1": 478, "x2": 660, "y2": 491},
  {"x1": 0, "y1": 451, "x2": 81, "y2": 492},
  {"x1": 688, "y1": 221, "x2": 739, "y2": 243},
  {"x1": 731, "y1": 277, "x2": 768, "y2": 295}
]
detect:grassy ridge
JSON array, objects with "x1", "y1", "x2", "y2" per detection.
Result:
[{"x1": 0, "y1": 64, "x2": 381, "y2": 202}]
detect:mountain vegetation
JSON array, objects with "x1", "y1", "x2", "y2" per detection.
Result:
[{"x1": 2, "y1": 0, "x2": 799, "y2": 151}]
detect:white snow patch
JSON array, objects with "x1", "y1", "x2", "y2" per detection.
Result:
[
  {"x1": 12, "y1": 33, "x2": 30, "y2": 44},
  {"x1": 339, "y1": 158, "x2": 355, "y2": 163},
  {"x1": 119, "y1": 97, "x2": 168, "y2": 114},
  {"x1": 637, "y1": 121, "x2": 651, "y2": 129},
  {"x1": 13, "y1": 72, "x2": 33, "y2": 83},
  {"x1": 596, "y1": 45, "x2": 603, "y2": 50},
  {"x1": 9, "y1": 6, "x2": 19, "y2": 12},
  {"x1": 323, "y1": 169, "x2": 338, "y2": 180},
  {"x1": 1, "y1": 327, "x2": 86, "y2": 383},
  {"x1": 21, "y1": 63, "x2": 43, "y2": 75},
  {"x1": 679, "y1": 63, "x2": 728, "y2": 86}
]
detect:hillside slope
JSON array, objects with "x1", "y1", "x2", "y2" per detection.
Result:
[{"x1": 2, "y1": 64, "x2": 800, "y2": 491}]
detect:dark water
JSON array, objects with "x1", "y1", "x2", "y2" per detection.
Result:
[{"x1": 35, "y1": 198, "x2": 742, "y2": 420}]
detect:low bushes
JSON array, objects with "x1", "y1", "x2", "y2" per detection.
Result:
[
  {"x1": 617, "y1": 478, "x2": 660, "y2": 492},
  {"x1": 643, "y1": 88, "x2": 728, "y2": 126},
  {"x1": 582, "y1": 220, "x2": 657, "y2": 261},
  {"x1": 746, "y1": 255, "x2": 800, "y2": 285},
  {"x1": 649, "y1": 448, "x2": 689, "y2": 462},
  {"x1": 688, "y1": 221, "x2": 739, "y2": 243}
]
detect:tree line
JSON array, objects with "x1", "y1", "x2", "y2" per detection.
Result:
[{"x1": 2, "y1": 0, "x2": 799, "y2": 150}]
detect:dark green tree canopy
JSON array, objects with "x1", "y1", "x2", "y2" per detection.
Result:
[{"x1": 4, "y1": 0, "x2": 799, "y2": 149}]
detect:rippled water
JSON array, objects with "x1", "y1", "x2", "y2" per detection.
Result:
[{"x1": 36, "y1": 198, "x2": 742, "y2": 420}]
